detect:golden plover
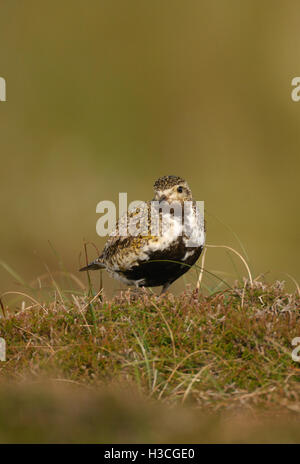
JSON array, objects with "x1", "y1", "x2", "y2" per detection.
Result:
[{"x1": 80, "y1": 175, "x2": 205, "y2": 293}]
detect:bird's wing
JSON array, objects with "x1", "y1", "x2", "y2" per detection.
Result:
[
  {"x1": 101, "y1": 201, "x2": 186, "y2": 271},
  {"x1": 100, "y1": 201, "x2": 156, "y2": 271}
]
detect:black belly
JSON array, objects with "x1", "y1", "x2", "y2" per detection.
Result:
[{"x1": 119, "y1": 244, "x2": 203, "y2": 287}]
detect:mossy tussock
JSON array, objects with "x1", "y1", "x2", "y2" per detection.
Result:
[{"x1": 1, "y1": 280, "x2": 299, "y2": 413}]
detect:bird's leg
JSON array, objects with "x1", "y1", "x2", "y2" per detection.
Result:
[{"x1": 160, "y1": 282, "x2": 171, "y2": 296}]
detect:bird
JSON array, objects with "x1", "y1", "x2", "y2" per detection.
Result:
[{"x1": 80, "y1": 175, "x2": 205, "y2": 294}]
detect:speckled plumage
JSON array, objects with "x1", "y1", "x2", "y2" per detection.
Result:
[
  {"x1": 80, "y1": 176, "x2": 205, "y2": 293},
  {"x1": 154, "y1": 175, "x2": 186, "y2": 191}
]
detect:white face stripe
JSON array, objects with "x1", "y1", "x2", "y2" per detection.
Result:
[
  {"x1": 157, "y1": 187, "x2": 173, "y2": 198},
  {"x1": 156, "y1": 183, "x2": 192, "y2": 202}
]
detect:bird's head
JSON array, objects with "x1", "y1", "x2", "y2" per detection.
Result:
[{"x1": 153, "y1": 175, "x2": 193, "y2": 203}]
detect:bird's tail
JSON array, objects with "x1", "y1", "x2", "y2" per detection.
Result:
[{"x1": 79, "y1": 259, "x2": 105, "y2": 272}]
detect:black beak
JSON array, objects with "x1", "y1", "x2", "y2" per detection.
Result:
[
  {"x1": 159, "y1": 195, "x2": 167, "y2": 202},
  {"x1": 152, "y1": 194, "x2": 167, "y2": 202}
]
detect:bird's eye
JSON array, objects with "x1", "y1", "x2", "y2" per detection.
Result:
[{"x1": 177, "y1": 186, "x2": 183, "y2": 193}]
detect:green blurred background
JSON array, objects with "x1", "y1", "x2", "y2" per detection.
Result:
[{"x1": 0, "y1": 0, "x2": 299, "y2": 295}]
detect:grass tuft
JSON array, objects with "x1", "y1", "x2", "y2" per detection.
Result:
[
  {"x1": 0, "y1": 244, "x2": 299, "y2": 442},
  {"x1": 1, "y1": 279, "x2": 299, "y2": 413}
]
